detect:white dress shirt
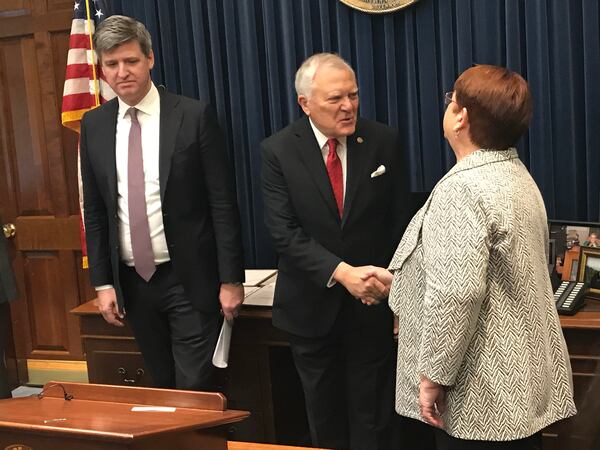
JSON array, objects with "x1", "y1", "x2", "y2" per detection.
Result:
[{"x1": 115, "y1": 83, "x2": 170, "y2": 266}]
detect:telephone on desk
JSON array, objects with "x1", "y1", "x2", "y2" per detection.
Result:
[{"x1": 554, "y1": 281, "x2": 588, "y2": 315}]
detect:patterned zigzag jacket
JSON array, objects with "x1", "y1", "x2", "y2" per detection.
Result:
[{"x1": 389, "y1": 148, "x2": 576, "y2": 441}]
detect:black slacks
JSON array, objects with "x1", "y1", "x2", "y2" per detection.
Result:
[
  {"x1": 395, "y1": 418, "x2": 541, "y2": 450},
  {"x1": 434, "y1": 428, "x2": 542, "y2": 450},
  {"x1": 119, "y1": 262, "x2": 220, "y2": 390},
  {"x1": 0, "y1": 302, "x2": 10, "y2": 399},
  {"x1": 397, "y1": 416, "x2": 436, "y2": 450},
  {"x1": 288, "y1": 299, "x2": 396, "y2": 450}
]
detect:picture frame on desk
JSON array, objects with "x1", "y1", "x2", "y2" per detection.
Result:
[
  {"x1": 561, "y1": 246, "x2": 580, "y2": 282},
  {"x1": 578, "y1": 246, "x2": 600, "y2": 299},
  {"x1": 548, "y1": 220, "x2": 600, "y2": 282}
]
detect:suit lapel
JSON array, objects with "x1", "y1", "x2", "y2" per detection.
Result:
[
  {"x1": 158, "y1": 89, "x2": 182, "y2": 201},
  {"x1": 341, "y1": 122, "x2": 369, "y2": 227},
  {"x1": 294, "y1": 117, "x2": 340, "y2": 221}
]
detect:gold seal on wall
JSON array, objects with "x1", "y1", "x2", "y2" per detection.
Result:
[{"x1": 339, "y1": 0, "x2": 418, "y2": 14}]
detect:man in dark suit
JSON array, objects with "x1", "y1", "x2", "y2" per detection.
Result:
[
  {"x1": 0, "y1": 214, "x2": 18, "y2": 399},
  {"x1": 261, "y1": 53, "x2": 410, "y2": 450},
  {"x1": 80, "y1": 16, "x2": 244, "y2": 391}
]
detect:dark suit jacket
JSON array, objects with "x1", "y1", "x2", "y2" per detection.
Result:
[
  {"x1": 0, "y1": 215, "x2": 18, "y2": 304},
  {"x1": 80, "y1": 88, "x2": 244, "y2": 312},
  {"x1": 261, "y1": 116, "x2": 411, "y2": 337}
]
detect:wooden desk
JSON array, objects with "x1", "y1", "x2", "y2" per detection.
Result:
[
  {"x1": 72, "y1": 295, "x2": 600, "y2": 449},
  {"x1": 0, "y1": 381, "x2": 248, "y2": 450},
  {"x1": 543, "y1": 307, "x2": 600, "y2": 450},
  {"x1": 71, "y1": 295, "x2": 310, "y2": 446}
]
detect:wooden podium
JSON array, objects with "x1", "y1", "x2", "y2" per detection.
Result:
[{"x1": 0, "y1": 381, "x2": 249, "y2": 450}]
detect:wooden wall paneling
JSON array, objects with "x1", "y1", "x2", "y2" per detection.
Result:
[
  {"x1": 0, "y1": 0, "x2": 31, "y2": 15},
  {"x1": 0, "y1": 45, "x2": 26, "y2": 380},
  {"x1": 0, "y1": 35, "x2": 35, "y2": 363},
  {"x1": 0, "y1": 9, "x2": 72, "y2": 38},
  {"x1": 0, "y1": 1, "x2": 88, "y2": 375},
  {"x1": 51, "y1": 29, "x2": 81, "y2": 215},
  {"x1": 0, "y1": 44, "x2": 18, "y2": 218},
  {"x1": 23, "y1": 251, "x2": 68, "y2": 352},
  {"x1": 60, "y1": 250, "x2": 85, "y2": 358},
  {"x1": 49, "y1": 0, "x2": 77, "y2": 12},
  {"x1": 36, "y1": 29, "x2": 70, "y2": 214},
  {"x1": 21, "y1": 249, "x2": 82, "y2": 358},
  {"x1": 15, "y1": 215, "x2": 80, "y2": 250},
  {"x1": 6, "y1": 36, "x2": 52, "y2": 214}
]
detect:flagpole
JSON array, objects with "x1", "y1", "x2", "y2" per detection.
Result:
[{"x1": 84, "y1": 0, "x2": 101, "y2": 107}]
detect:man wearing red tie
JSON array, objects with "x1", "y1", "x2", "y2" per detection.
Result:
[{"x1": 261, "y1": 53, "x2": 411, "y2": 450}]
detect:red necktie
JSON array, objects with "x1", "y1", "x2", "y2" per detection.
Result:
[
  {"x1": 326, "y1": 138, "x2": 343, "y2": 218},
  {"x1": 127, "y1": 108, "x2": 156, "y2": 282}
]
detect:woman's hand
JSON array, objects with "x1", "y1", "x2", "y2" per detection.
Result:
[
  {"x1": 333, "y1": 263, "x2": 389, "y2": 301},
  {"x1": 358, "y1": 267, "x2": 393, "y2": 305},
  {"x1": 419, "y1": 376, "x2": 446, "y2": 428}
]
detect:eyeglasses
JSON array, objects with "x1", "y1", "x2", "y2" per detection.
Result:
[{"x1": 444, "y1": 91, "x2": 455, "y2": 106}]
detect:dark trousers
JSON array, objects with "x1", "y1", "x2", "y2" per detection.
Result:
[
  {"x1": 119, "y1": 262, "x2": 220, "y2": 390},
  {"x1": 395, "y1": 418, "x2": 541, "y2": 450},
  {"x1": 434, "y1": 429, "x2": 542, "y2": 450},
  {"x1": 398, "y1": 416, "x2": 436, "y2": 450},
  {"x1": 288, "y1": 300, "x2": 396, "y2": 450},
  {"x1": 0, "y1": 302, "x2": 10, "y2": 399}
]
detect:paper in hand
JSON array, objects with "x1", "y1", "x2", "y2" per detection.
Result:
[{"x1": 212, "y1": 318, "x2": 233, "y2": 368}]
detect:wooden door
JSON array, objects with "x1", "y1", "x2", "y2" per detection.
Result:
[{"x1": 0, "y1": 0, "x2": 95, "y2": 382}]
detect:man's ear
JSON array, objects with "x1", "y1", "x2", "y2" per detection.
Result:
[
  {"x1": 298, "y1": 95, "x2": 310, "y2": 116},
  {"x1": 148, "y1": 50, "x2": 155, "y2": 70}
]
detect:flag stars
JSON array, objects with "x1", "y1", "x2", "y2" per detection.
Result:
[
  {"x1": 95, "y1": 9, "x2": 104, "y2": 19},
  {"x1": 74, "y1": 2, "x2": 80, "y2": 10}
]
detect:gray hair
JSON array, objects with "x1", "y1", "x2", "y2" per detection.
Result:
[
  {"x1": 294, "y1": 53, "x2": 356, "y2": 98},
  {"x1": 94, "y1": 15, "x2": 153, "y2": 58}
]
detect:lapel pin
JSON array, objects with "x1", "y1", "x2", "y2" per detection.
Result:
[{"x1": 357, "y1": 137, "x2": 364, "y2": 144}]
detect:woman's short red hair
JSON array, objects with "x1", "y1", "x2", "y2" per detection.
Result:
[{"x1": 454, "y1": 65, "x2": 533, "y2": 150}]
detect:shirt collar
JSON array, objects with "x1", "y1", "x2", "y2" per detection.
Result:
[
  {"x1": 118, "y1": 82, "x2": 160, "y2": 119},
  {"x1": 308, "y1": 118, "x2": 347, "y2": 149}
]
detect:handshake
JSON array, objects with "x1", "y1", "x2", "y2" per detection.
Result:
[{"x1": 333, "y1": 262, "x2": 393, "y2": 306}]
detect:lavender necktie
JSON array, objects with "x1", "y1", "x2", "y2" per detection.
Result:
[{"x1": 127, "y1": 107, "x2": 155, "y2": 282}]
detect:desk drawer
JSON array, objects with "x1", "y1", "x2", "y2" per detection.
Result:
[
  {"x1": 90, "y1": 350, "x2": 152, "y2": 387},
  {"x1": 83, "y1": 337, "x2": 152, "y2": 387},
  {"x1": 563, "y1": 328, "x2": 600, "y2": 357}
]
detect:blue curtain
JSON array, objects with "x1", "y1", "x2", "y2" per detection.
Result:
[{"x1": 108, "y1": 0, "x2": 600, "y2": 268}]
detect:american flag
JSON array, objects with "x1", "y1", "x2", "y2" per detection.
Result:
[
  {"x1": 62, "y1": 0, "x2": 115, "y2": 131},
  {"x1": 61, "y1": 0, "x2": 115, "y2": 268}
]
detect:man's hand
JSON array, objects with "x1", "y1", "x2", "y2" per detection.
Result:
[
  {"x1": 219, "y1": 283, "x2": 244, "y2": 323},
  {"x1": 333, "y1": 262, "x2": 388, "y2": 301},
  {"x1": 95, "y1": 288, "x2": 125, "y2": 327},
  {"x1": 358, "y1": 266, "x2": 394, "y2": 305},
  {"x1": 419, "y1": 376, "x2": 446, "y2": 428}
]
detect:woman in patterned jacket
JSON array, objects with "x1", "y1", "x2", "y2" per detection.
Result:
[{"x1": 365, "y1": 65, "x2": 576, "y2": 449}]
